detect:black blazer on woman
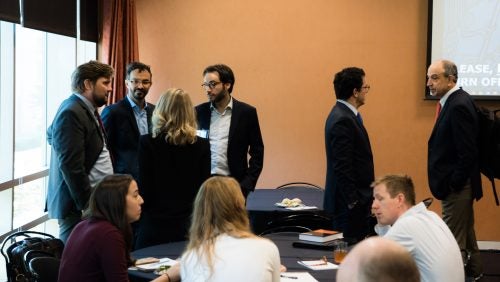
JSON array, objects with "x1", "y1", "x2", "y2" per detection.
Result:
[{"x1": 135, "y1": 133, "x2": 211, "y2": 248}]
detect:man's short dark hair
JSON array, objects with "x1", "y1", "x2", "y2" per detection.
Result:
[
  {"x1": 203, "y1": 64, "x2": 235, "y2": 94},
  {"x1": 333, "y1": 67, "x2": 365, "y2": 100},
  {"x1": 126, "y1": 61, "x2": 152, "y2": 80},
  {"x1": 71, "y1": 61, "x2": 114, "y2": 94}
]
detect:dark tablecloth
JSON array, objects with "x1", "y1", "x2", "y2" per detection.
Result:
[
  {"x1": 246, "y1": 187, "x2": 326, "y2": 234},
  {"x1": 129, "y1": 232, "x2": 336, "y2": 282}
]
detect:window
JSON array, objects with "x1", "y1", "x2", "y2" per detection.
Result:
[{"x1": 0, "y1": 20, "x2": 96, "y2": 240}]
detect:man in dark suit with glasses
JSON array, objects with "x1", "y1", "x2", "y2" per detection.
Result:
[{"x1": 196, "y1": 64, "x2": 264, "y2": 198}]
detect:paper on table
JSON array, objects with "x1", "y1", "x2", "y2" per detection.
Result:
[
  {"x1": 133, "y1": 257, "x2": 177, "y2": 271},
  {"x1": 297, "y1": 260, "x2": 339, "y2": 271},
  {"x1": 286, "y1": 206, "x2": 318, "y2": 211},
  {"x1": 280, "y1": 272, "x2": 318, "y2": 281}
]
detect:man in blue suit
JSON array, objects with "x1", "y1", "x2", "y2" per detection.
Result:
[
  {"x1": 46, "y1": 61, "x2": 114, "y2": 242},
  {"x1": 324, "y1": 67, "x2": 375, "y2": 244},
  {"x1": 427, "y1": 59, "x2": 483, "y2": 280},
  {"x1": 101, "y1": 62, "x2": 155, "y2": 180},
  {"x1": 196, "y1": 64, "x2": 264, "y2": 198}
]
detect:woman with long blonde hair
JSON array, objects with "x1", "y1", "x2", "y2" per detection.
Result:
[
  {"x1": 135, "y1": 88, "x2": 211, "y2": 249},
  {"x1": 180, "y1": 176, "x2": 281, "y2": 281}
]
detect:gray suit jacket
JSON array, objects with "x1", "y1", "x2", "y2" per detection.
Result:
[{"x1": 46, "y1": 94, "x2": 104, "y2": 219}]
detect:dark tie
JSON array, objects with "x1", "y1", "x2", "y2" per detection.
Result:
[
  {"x1": 94, "y1": 109, "x2": 114, "y2": 165},
  {"x1": 94, "y1": 109, "x2": 108, "y2": 142},
  {"x1": 435, "y1": 102, "x2": 442, "y2": 121},
  {"x1": 357, "y1": 113, "x2": 363, "y2": 125}
]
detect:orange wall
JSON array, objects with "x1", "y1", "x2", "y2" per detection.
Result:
[{"x1": 135, "y1": 0, "x2": 500, "y2": 240}]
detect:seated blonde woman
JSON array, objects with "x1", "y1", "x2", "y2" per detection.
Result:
[{"x1": 157, "y1": 176, "x2": 281, "y2": 282}]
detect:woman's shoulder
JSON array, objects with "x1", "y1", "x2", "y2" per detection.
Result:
[
  {"x1": 79, "y1": 219, "x2": 122, "y2": 237},
  {"x1": 220, "y1": 234, "x2": 278, "y2": 251}
]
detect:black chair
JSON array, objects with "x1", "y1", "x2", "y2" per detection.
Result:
[
  {"x1": 259, "y1": 225, "x2": 312, "y2": 236},
  {"x1": 275, "y1": 182, "x2": 323, "y2": 190},
  {"x1": 266, "y1": 213, "x2": 332, "y2": 231},
  {"x1": 28, "y1": 256, "x2": 60, "y2": 282},
  {"x1": 422, "y1": 197, "x2": 433, "y2": 208}
]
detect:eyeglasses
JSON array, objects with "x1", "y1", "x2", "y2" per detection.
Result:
[
  {"x1": 201, "y1": 81, "x2": 222, "y2": 89},
  {"x1": 128, "y1": 79, "x2": 152, "y2": 86}
]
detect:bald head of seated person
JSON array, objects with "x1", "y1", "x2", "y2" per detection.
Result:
[{"x1": 337, "y1": 237, "x2": 419, "y2": 282}]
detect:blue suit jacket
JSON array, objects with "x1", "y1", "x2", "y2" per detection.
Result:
[
  {"x1": 324, "y1": 102, "x2": 374, "y2": 215},
  {"x1": 101, "y1": 98, "x2": 155, "y2": 180},
  {"x1": 46, "y1": 94, "x2": 104, "y2": 218},
  {"x1": 428, "y1": 88, "x2": 482, "y2": 200},
  {"x1": 195, "y1": 98, "x2": 264, "y2": 193}
]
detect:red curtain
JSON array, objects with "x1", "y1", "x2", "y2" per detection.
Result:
[{"x1": 100, "y1": 0, "x2": 139, "y2": 104}]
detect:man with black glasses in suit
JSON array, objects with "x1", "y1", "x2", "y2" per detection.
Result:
[
  {"x1": 324, "y1": 67, "x2": 375, "y2": 244},
  {"x1": 195, "y1": 64, "x2": 264, "y2": 198}
]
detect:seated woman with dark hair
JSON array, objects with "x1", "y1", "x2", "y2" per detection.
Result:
[
  {"x1": 58, "y1": 174, "x2": 144, "y2": 282},
  {"x1": 157, "y1": 176, "x2": 282, "y2": 282}
]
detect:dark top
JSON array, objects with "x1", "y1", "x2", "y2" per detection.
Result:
[
  {"x1": 324, "y1": 102, "x2": 374, "y2": 214},
  {"x1": 195, "y1": 98, "x2": 264, "y2": 194},
  {"x1": 135, "y1": 133, "x2": 211, "y2": 248},
  {"x1": 101, "y1": 98, "x2": 155, "y2": 180},
  {"x1": 428, "y1": 88, "x2": 482, "y2": 200},
  {"x1": 46, "y1": 94, "x2": 104, "y2": 218},
  {"x1": 58, "y1": 219, "x2": 129, "y2": 282}
]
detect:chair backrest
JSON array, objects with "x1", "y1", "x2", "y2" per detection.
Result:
[
  {"x1": 29, "y1": 256, "x2": 60, "y2": 282},
  {"x1": 266, "y1": 213, "x2": 332, "y2": 231},
  {"x1": 275, "y1": 182, "x2": 323, "y2": 190},
  {"x1": 259, "y1": 225, "x2": 312, "y2": 236},
  {"x1": 422, "y1": 197, "x2": 433, "y2": 208}
]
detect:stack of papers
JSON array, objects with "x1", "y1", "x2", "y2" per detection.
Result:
[
  {"x1": 297, "y1": 260, "x2": 339, "y2": 271},
  {"x1": 286, "y1": 205, "x2": 318, "y2": 211},
  {"x1": 280, "y1": 272, "x2": 318, "y2": 281},
  {"x1": 133, "y1": 257, "x2": 177, "y2": 272}
]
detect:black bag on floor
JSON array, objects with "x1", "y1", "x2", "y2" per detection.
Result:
[{"x1": 1, "y1": 231, "x2": 64, "y2": 282}]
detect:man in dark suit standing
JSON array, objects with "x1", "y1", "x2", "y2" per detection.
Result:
[
  {"x1": 324, "y1": 67, "x2": 375, "y2": 244},
  {"x1": 46, "y1": 61, "x2": 114, "y2": 242},
  {"x1": 101, "y1": 62, "x2": 155, "y2": 180},
  {"x1": 427, "y1": 59, "x2": 483, "y2": 280},
  {"x1": 196, "y1": 64, "x2": 264, "y2": 198}
]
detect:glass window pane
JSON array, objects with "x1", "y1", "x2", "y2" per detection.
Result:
[
  {"x1": 0, "y1": 21, "x2": 14, "y2": 183},
  {"x1": 14, "y1": 26, "x2": 46, "y2": 178},
  {"x1": 13, "y1": 178, "x2": 46, "y2": 229},
  {"x1": 0, "y1": 188, "x2": 13, "y2": 235}
]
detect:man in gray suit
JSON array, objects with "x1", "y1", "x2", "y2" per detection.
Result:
[{"x1": 46, "y1": 61, "x2": 114, "y2": 242}]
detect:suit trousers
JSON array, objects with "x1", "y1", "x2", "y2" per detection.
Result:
[
  {"x1": 441, "y1": 183, "x2": 483, "y2": 277},
  {"x1": 332, "y1": 200, "x2": 376, "y2": 244},
  {"x1": 57, "y1": 210, "x2": 82, "y2": 243}
]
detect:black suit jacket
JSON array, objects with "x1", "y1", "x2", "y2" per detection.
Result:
[
  {"x1": 428, "y1": 88, "x2": 482, "y2": 200},
  {"x1": 101, "y1": 98, "x2": 155, "y2": 180},
  {"x1": 136, "y1": 133, "x2": 211, "y2": 246},
  {"x1": 324, "y1": 102, "x2": 374, "y2": 215},
  {"x1": 46, "y1": 94, "x2": 104, "y2": 218},
  {"x1": 195, "y1": 98, "x2": 264, "y2": 193}
]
